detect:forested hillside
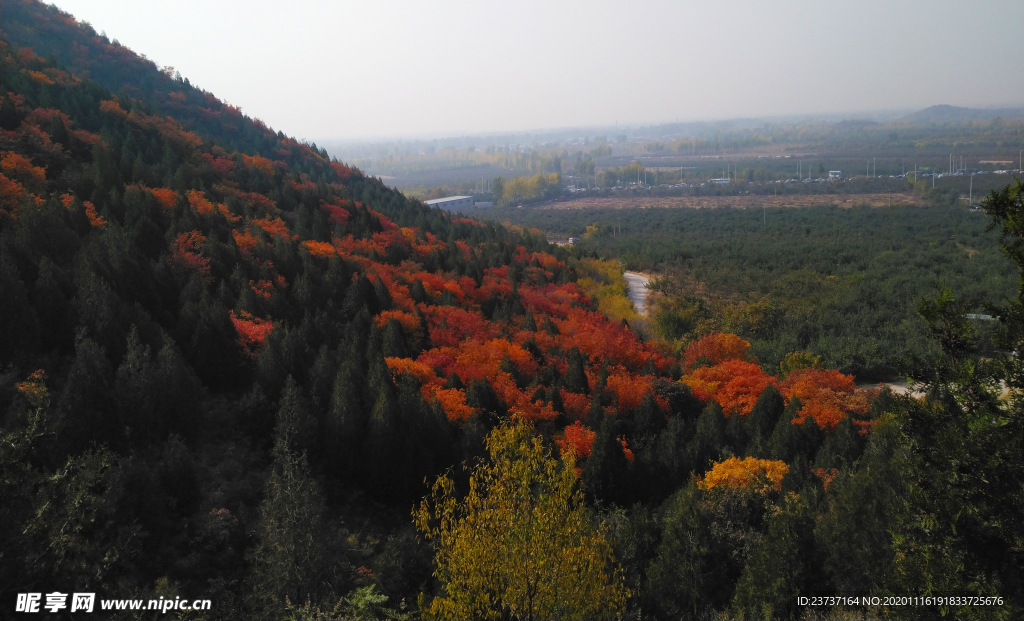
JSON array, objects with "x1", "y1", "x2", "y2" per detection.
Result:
[{"x1": 0, "y1": 2, "x2": 1020, "y2": 620}]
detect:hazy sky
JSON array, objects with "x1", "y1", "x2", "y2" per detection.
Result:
[{"x1": 51, "y1": 0, "x2": 1024, "y2": 142}]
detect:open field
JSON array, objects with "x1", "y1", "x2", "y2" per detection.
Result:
[{"x1": 540, "y1": 192, "x2": 928, "y2": 210}]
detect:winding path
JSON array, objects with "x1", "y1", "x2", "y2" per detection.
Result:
[{"x1": 623, "y1": 272, "x2": 652, "y2": 315}]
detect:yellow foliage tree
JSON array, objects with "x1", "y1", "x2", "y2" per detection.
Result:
[
  {"x1": 575, "y1": 258, "x2": 639, "y2": 323},
  {"x1": 415, "y1": 421, "x2": 628, "y2": 620},
  {"x1": 779, "y1": 350, "x2": 821, "y2": 377}
]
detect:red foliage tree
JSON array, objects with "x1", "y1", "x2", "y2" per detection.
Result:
[
  {"x1": 557, "y1": 421, "x2": 596, "y2": 458},
  {"x1": 230, "y1": 310, "x2": 273, "y2": 358},
  {"x1": 170, "y1": 231, "x2": 212, "y2": 282}
]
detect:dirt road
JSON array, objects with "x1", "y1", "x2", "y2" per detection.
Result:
[{"x1": 623, "y1": 272, "x2": 652, "y2": 315}]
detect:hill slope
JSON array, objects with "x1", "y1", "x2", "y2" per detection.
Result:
[{"x1": 0, "y1": 1, "x2": 679, "y2": 613}]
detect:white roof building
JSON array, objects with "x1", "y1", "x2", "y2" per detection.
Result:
[{"x1": 424, "y1": 196, "x2": 474, "y2": 210}]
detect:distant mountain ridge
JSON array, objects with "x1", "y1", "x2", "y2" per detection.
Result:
[{"x1": 901, "y1": 104, "x2": 1023, "y2": 124}]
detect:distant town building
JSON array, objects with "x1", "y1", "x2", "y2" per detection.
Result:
[
  {"x1": 828, "y1": 170, "x2": 843, "y2": 180},
  {"x1": 474, "y1": 201, "x2": 494, "y2": 208},
  {"x1": 966, "y1": 313, "x2": 995, "y2": 321},
  {"x1": 424, "y1": 196, "x2": 474, "y2": 210}
]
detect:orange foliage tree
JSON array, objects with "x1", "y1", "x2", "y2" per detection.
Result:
[
  {"x1": 699, "y1": 456, "x2": 789, "y2": 492},
  {"x1": 0, "y1": 173, "x2": 27, "y2": 220},
  {"x1": 432, "y1": 387, "x2": 476, "y2": 422},
  {"x1": 683, "y1": 332, "x2": 752, "y2": 370},
  {"x1": 777, "y1": 368, "x2": 870, "y2": 431},
  {"x1": 424, "y1": 306, "x2": 495, "y2": 348},
  {"x1": 376, "y1": 310, "x2": 421, "y2": 333},
  {"x1": 385, "y1": 357, "x2": 439, "y2": 388},
  {"x1": 253, "y1": 217, "x2": 293, "y2": 240},
  {"x1": 451, "y1": 339, "x2": 538, "y2": 383},
  {"x1": 303, "y1": 240, "x2": 336, "y2": 258},
  {"x1": 149, "y1": 187, "x2": 178, "y2": 209},
  {"x1": 1, "y1": 152, "x2": 46, "y2": 190},
  {"x1": 186, "y1": 189, "x2": 216, "y2": 215},
  {"x1": 243, "y1": 153, "x2": 275, "y2": 176},
  {"x1": 681, "y1": 359, "x2": 776, "y2": 417},
  {"x1": 233, "y1": 229, "x2": 260, "y2": 256},
  {"x1": 605, "y1": 369, "x2": 653, "y2": 415}
]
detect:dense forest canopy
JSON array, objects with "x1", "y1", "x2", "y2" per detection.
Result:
[
  {"x1": 491, "y1": 202, "x2": 1017, "y2": 379},
  {"x1": 0, "y1": 1, "x2": 1021, "y2": 619}
]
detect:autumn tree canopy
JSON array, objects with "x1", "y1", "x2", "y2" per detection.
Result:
[{"x1": 416, "y1": 421, "x2": 629, "y2": 620}]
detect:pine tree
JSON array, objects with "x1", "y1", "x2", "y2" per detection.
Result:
[
  {"x1": 726, "y1": 408, "x2": 749, "y2": 457},
  {"x1": 275, "y1": 376, "x2": 318, "y2": 459},
  {"x1": 816, "y1": 418, "x2": 903, "y2": 595},
  {"x1": 814, "y1": 415, "x2": 863, "y2": 470},
  {"x1": 521, "y1": 312, "x2": 537, "y2": 332},
  {"x1": 410, "y1": 279, "x2": 428, "y2": 303},
  {"x1": 0, "y1": 94, "x2": 19, "y2": 130},
  {"x1": 373, "y1": 276, "x2": 393, "y2": 311},
  {"x1": 744, "y1": 385, "x2": 784, "y2": 458},
  {"x1": 56, "y1": 334, "x2": 118, "y2": 454},
  {"x1": 768, "y1": 398, "x2": 803, "y2": 462},
  {"x1": 563, "y1": 346, "x2": 590, "y2": 394},
  {"x1": 249, "y1": 425, "x2": 332, "y2": 618},
  {"x1": 115, "y1": 327, "x2": 158, "y2": 443},
  {"x1": 548, "y1": 385, "x2": 565, "y2": 413},
  {"x1": 381, "y1": 318, "x2": 408, "y2": 359},
  {"x1": 688, "y1": 402, "x2": 726, "y2": 471},
  {"x1": 652, "y1": 415, "x2": 692, "y2": 493},
  {"x1": 633, "y1": 391, "x2": 665, "y2": 439},
  {"x1": 466, "y1": 379, "x2": 503, "y2": 420},
  {"x1": 582, "y1": 416, "x2": 630, "y2": 504},
  {"x1": 306, "y1": 344, "x2": 336, "y2": 412},
  {"x1": 644, "y1": 483, "x2": 725, "y2": 619},
  {"x1": 364, "y1": 330, "x2": 403, "y2": 496},
  {"x1": 324, "y1": 358, "x2": 365, "y2": 480},
  {"x1": 444, "y1": 372, "x2": 465, "y2": 390},
  {"x1": 0, "y1": 251, "x2": 41, "y2": 362},
  {"x1": 731, "y1": 493, "x2": 815, "y2": 620}
]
